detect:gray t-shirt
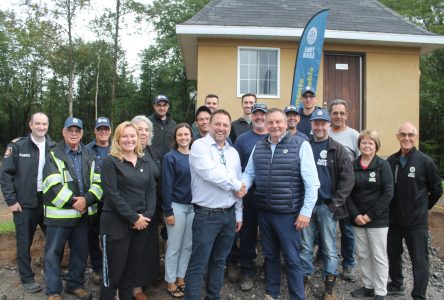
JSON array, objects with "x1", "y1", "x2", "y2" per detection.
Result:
[{"x1": 329, "y1": 127, "x2": 360, "y2": 160}]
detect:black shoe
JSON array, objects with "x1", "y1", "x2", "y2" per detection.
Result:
[
  {"x1": 351, "y1": 286, "x2": 375, "y2": 298},
  {"x1": 22, "y1": 281, "x2": 42, "y2": 293},
  {"x1": 386, "y1": 282, "x2": 406, "y2": 296}
]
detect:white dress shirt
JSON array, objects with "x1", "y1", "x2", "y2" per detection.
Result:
[{"x1": 189, "y1": 134, "x2": 243, "y2": 222}]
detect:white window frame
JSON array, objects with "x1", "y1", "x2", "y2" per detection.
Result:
[{"x1": 237, "y1": 46, "x2": 280, "y2": 98}]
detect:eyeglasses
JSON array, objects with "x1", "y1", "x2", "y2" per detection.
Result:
[
  {"x1": 218, "y1": 148, "x2": 226, "y2": 166},
  {"x1": 397, "y1": 132, "x2": 416, "y2": 138},
  {"x1": 67, "y1": 128, "x2": 81, "y2": 134}
]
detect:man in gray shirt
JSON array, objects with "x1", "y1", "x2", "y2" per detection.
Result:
[{"x1": 328, "y1": 99, "x2": 360, "y2": 281}]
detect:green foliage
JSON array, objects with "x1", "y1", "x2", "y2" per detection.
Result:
[
  {"x1": 381, "y1": 0, "x2": 444, "y2": 172},
  {"x1": 0, "y1": 221, "x2": 15, "y2": 234}
]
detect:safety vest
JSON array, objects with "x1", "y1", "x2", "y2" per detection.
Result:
[{"x1": 42, "y1": 151, "x2": 102, "y2": 220}]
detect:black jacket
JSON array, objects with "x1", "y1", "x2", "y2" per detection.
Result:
[
  {"x1": 387, "y1": 147, "x2": 442, "y2": 229},
  {"x1": 347, "y1": 155, "x2": 394, "y2": 228},
  {"x1": 230, "y1": 118, "x2": 252, "y2": 144},
  {"x1": 312, "y1": 137, "x2": 354, "y2": 219},
  {"x1": 149, "y1": 113, "x2": 177, "y2": 157},
  {"x1": 1, "y1": 134, "x2": 55, "y2": 208}
]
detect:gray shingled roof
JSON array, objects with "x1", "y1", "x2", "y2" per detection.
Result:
[{"x1": 183, "y1": 0, "x2": 434, "y2": 36}]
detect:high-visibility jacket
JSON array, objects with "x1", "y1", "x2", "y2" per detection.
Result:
[{"x1": 42, "y1": 142, "x2": 102, "y2": 227}]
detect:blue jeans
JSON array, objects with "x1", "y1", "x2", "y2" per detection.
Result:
[
  {"x1": 258, "y1": 210, "x2": 305, "y2": 300},
  {"x1": 339, "y1": 218, "x2": 355, "y2": 269},
  {"x1": 44, "y1": 223, "x2": 88, "y2": 295},
  {"x1": 184, "y1": 206, "x2": 236, "y2": 300},
  {"x1": 300, "y1": 204, "x2": 338, "y2": 276}
]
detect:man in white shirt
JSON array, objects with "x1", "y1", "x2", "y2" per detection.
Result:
[{"x1": 184, "y1": 109, "x2": 245, "y2": 300}]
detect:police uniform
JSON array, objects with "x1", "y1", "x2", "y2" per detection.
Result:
[{"x1": 0, "y1": 134, "x2": 54, "y2": 287}]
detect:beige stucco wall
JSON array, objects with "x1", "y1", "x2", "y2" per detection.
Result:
[{"x1": 196, "y1": 38, "x2": 420, "y2": 156}]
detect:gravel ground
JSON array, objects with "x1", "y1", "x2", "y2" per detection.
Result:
[{"x1": 0, "y1": 231, "x2": 443, "y2": 300}]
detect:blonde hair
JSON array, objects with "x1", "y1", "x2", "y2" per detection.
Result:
[
  {"x1": 110, "y1": 121, "x2": 143, "y2": 160},
  {"x1": 358, "y1": 129, "x2": 381, "y2": 152}
]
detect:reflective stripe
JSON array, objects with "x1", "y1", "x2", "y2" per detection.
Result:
[
  {"x1": 43, "y1": 174, "x2": 63, "y2": 193},
  {"x1": 89, "y1": 184, "x2": 103, "y2": 200},
  {"x1": 51, "y1": 185, "x2": 73, "y2": 208},
  {"x1": 44, "y1": 205, "x2": 82, "y2": 219},
  {"x1": 88, "y1": 203, "x2": 98, "y2": 215},
  {"x1": 92, "y1": 173, "x2": 101, "y2": 183}
]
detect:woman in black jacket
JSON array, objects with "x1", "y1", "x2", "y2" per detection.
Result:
[
  {"x1": 99, "y1": 122, "x2": 156, "y2": 300},
  {"x1": 347, "y1": 130, "x2": 393, "y2": 300}
]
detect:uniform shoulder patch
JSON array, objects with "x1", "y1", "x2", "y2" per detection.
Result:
[{"x1": 4, "y1": 146, "x2": 13, "y2": 158}]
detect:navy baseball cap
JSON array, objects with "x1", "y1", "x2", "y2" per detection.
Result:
[
  {"x1": 302, "y1": 86, "x2": 316, "y2": 97},
  {"x1": 310, "y1": 109, "x2": 331, "y2": 122},
  {"x1": 251, "y1": 103, "x2": 267, "y2": 114},
  {"x1": 95, "y1": 117, "x2": 111, "y2": 129},
  {"x1": 153, "y1": 94, "x2": 169, "y2": 104},
  {"x1": 63, "y1": 117, "x2": 83, "y2": 129},
  {"x1": 284, "y1": 105, "x2": 299, "y2": 114}
]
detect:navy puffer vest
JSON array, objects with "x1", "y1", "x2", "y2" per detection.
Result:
[{"x1": 253, "y1": 134, "x2": 305, "y2": 213}]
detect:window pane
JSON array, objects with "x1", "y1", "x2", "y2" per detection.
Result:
[
  {"x1": 249, "y1": 80, "x2": 257, "y2": 94},
  {"x1": 239, "y1": 50, "x2": 249, "y2": 64},
  {"x1": 269, "y1": 52, "x2": 277, "y2": 65},
  {"x1": 240, "y1": 66, "x2": 248, "y2": 79},
  {"x1": 240, "y1": 80, "x2": 249, "y2": 94},
  {"x1": 249, "y1": 51, "x2": 257, "y2": 65},
  {"x1": 249, "y1": 66, "x2": 257, "y2": 79},
  {"x1": 259, "y1": 50, "x2": 268, "y2": 65}
]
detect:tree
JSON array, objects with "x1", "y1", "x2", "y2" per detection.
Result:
[{"x1": 381, "y1": 0, "x2": 444, "y2": 170}]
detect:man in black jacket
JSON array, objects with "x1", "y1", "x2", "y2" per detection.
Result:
[
  {"x1": 301, "y1": 108, "x2": 354, "y2": 300},
  {"x1": 149, "y1": 94, "x2": 177, "y2": 157},
  {"x1": 0, "y1": 112, "x2": 53, "y2": 294},
  {"x1": 386, "y1": 122, "x2": 442, "y2": 300}
]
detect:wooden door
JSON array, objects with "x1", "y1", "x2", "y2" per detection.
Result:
[{"x1": 323, "y1": 53, "x2": 363, "y2": 131}]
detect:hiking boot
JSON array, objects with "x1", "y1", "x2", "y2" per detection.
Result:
[
  {"x1": 303, "y1": 275, "x2": 311, "y2": 296},
  {"x1": 227, "y1": 263, "x2": 240, "y2": 283},
  {"x1": 240, "y1": 275, "x2": 254, "y2": 291},
  {"x1": 386, "y1": 282, "x2": 406, "y2": 296},
  {"x1": 91, "y1": 271, "x2": 103, "y2": 285},
  {"x1": 22, "y1": 281, "x2": 42, "y2": 293},
  {"x1": 342, "y1": 267, "x2": 355, "y2": 282},
  {"x1": 374, "y1": 296, "x2": 386, "y2": 300},
  {"x1": 47, "y1": 295, "x2": 63, "y2": 300},
  {"x1": 351, "y1": 286, "x2": 375, "y2": 298},
  {"x1": 64, "y1": 287, "x2": 92, "y2": 300},
  {"x1": 323, "y1": 275, "x2": 337, "y2": 300}
]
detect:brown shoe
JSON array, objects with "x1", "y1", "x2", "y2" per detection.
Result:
[
  {"x1": 64, "y1": 287, "x2": 91, "y2": 300},
  {"x1": 48, "y1": 295, "x2": 63, "y2": 300},
  {"x1": 134, "y1": 292, "x2": 148, "y2": 300}
]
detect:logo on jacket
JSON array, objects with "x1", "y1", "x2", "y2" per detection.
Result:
[
  {"x1": 4, "y1": 147, "x2": 12, "y2": 158},
  {"x1": 408, "y1": 166, "x2": 416, "y2": 178},
  {"x1": 317, "y1": 150, "x2": 328, "y2": 166},
  {"x1": 369, "y1": 171, "x2": 376, "y2": 182},
  {"x1": 283, "y1": 149, "x2": 288, "y2": 154},
  {"x1": 19, "y1": 153, "x2": 31, "y2": 158}
]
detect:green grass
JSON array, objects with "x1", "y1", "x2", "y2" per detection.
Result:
[{"x1": 0, "y1": 221, "x2": 15, "y2": 234}]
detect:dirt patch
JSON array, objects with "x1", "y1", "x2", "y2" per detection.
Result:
[{"x1": 429, "y1": 207, "x2": 444, "y2": 259}]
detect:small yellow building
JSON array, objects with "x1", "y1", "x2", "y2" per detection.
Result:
[{"x1": 176, "y1": 0, "x2": 444, "y2": 155}]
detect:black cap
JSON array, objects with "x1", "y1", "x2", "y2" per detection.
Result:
[
  {"x1": 251, "y1": 103, "x2": 267, "y2": 113},
  {"x1": 153, "y1": 94, "x2": 169, "y2": 104},
  {"x1": 284, "y1": 105, "x2": 299, "y2": 114},
  {"x1": 302, "y1": 86, "x2": 316, "y2": 97}
]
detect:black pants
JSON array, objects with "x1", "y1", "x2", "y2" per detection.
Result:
[
  {"x1": 13, "y1": 202, "x2": 45, "y2": 284},
  {"x1": 387, "y1": 226, "x2": 429, "y2": 300},
  {"x1": 88, "y1": 214, "x2": 102, "y2": 273},
  {"x1": 100, "y1": 228, "x2": 148, "y2": 300}
]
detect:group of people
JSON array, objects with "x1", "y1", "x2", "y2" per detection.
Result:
[{"x1": 0, "y1": 89, "x2": 442, "y2": 300}]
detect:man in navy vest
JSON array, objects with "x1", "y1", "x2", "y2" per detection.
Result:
[{"x1": 241, "y1": 108, "x2": 319, "y2": 300}]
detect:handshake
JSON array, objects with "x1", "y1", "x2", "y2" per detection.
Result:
[{"x1": 234, "y1": 183, "x2": 247, "y2": 198}]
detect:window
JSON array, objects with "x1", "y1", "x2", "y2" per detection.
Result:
[{"x1": 238, "y1": 47, "x2": 279, "y2": 97}]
